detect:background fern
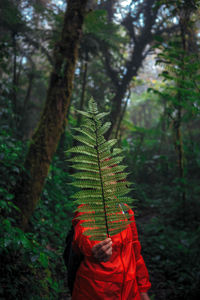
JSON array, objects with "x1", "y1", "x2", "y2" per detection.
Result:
[{"x1": 67, "y1": 98, "x2": 133, "y2": 241}]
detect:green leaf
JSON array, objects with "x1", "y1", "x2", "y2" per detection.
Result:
[
  {"x1": 96, "y1": 112, "x2": 110, "y2": 120},
  {"x1": 76, "y1": 110, "x2": 92, "y2": 118},
  {"x1": 68, "y1": 98, "x2": 134, "y2": 240},
  {"x1": 68, "y1": 155, "x2": 98, "y2": 165},
  {"x1": 39, "y1": 252, "x2": 48, "y2": 268},
  {"x1": 67, "y1": 145, "x2": 96, "y2": 157},
  {"x1": 73, "y1": 135, "x2": 96, "y2": 147}
]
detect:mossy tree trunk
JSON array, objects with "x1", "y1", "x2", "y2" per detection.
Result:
[
  {"x1": 14, "y1": 0, "x2": 89, "y2": 230},
  {"x1": 77, "y1": 58, "x2": 88, "y2": 127}
]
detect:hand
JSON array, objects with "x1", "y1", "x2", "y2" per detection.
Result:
[
  {"x1": 140, "y1": 292, "x2": 150, "y2": 300},
  {"x1": 92, "y1": 238, "x2": 112, "y2": 262}
]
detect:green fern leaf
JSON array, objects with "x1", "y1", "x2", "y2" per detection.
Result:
[
  {"x1": 71, "y1": 172, "x2": 100, "y2": 181},
  {"x1": 112, "y1": 148, "x2": 123, "y2": 156},
  {"x1": 98, "y1": 122, "x2": 111, "y2": 135},
  {"x1": 73, "y1": 135, "x2": 96, "y2": 147},
  {"x1": 71, "y1": 163, "x2": 99, "y2": 173},
  {"x1": 68, "y1": 146, "x2": 96, "y2": 157},
  {"x1": 73, "y1": 127, "x2": 96, "y2": 141},
  {"x1": 67, "y1": 98, "x2": 134, "y2": 241},
  {"x1": 96, "y1": 112, "x2": 110, "y2": 120}
]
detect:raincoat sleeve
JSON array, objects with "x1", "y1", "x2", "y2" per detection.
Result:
[
  {"x1": 129, "y1": 210, "x2": 151, "y2": 293},
  {"x1": 72, "y1": 208, "x2": 94, "y2": 257}
]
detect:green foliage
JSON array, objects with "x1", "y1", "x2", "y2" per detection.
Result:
[
  {"x1": 153, "y1": 38, "x2": 200, "y2": 121},
  {"x1": 122, "y1": 124, "x2": 200, "y2": 300},
  {"x1": 0, "y1": 130, "x2": 49, "y2": 299},
  {"x1": 121, "y1": 28, "x2": 200, "y2": 297},
  {"x1": 0, "y1": 129, "x2": 75, "y2": 299},
  {"x1": 0, "y1": 219, "x2": 50, "y2": 299},
  {"x1": 0, "y1": 1, "x2": 200, "y2": 299},
  {"x1": 84, "y1": 10, "x2": 128, "y2": 50},
  {"x1": 142, "y1": 215, "x2": 200, "y2": 300},
  {"x1": 68, "y1": 99, "x2": 133, "y2": 240}
]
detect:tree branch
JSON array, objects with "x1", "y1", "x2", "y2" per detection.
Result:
[
  {"x1": 101, "y1": 47, "x2": 120, "y2": 89},
  {"x1": 24, "y1": 34, "x2": 53, "y2": 66}
]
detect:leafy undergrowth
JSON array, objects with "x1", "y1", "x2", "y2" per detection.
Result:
[
  {"x1": 1, "y1": 128, "x2": 200, "y2": 299},
  {"x1": 0, "y1": 130, "x2": 74, "y2": 299},
  {"x1": 136, "y1": 197, "x2": 200, "y2": 300}
]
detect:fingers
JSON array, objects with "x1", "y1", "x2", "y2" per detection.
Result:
[
  {"x1": 92, "y1": 238, "x2": 112, "y2": 262},
  {"x1": 98, "y1": 246, "x2": 112, "y2": 262},
  {"x1": 96, "y1": 241, "x2": 112, "y2": 258},
  {"x1": 94, "y1": 238, "x2": 112, "y2": 250}
]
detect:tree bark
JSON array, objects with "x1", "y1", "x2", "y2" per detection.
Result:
[
  {"x1": 170, "y1": 2, "x2": 197, "y2": 210},
  {"x1": 12, "y1": 32, "x2": 17, "y2": 120},
  {"x1": 172, "y1": 8, "x2": 188, "y2": 208},
  {"x1": 115, "y1": 89, "x2": 130, "y2": 139},
  {"x1": 14, "y1": 0, "x2": 89, "y2": 230},
  {"x1": 77, "y1": 58, "x2": 88, "y2": 127},
  {"x1": 19, "y1": 69, "x2": 35, "y2": 138},
  {"x1": 105, "y1": 40, "x2": 149, "y2": 139}
]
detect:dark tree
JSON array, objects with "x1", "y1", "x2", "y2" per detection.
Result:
[
  {"x1": 14, "y1": 0, "x2": 90, "y2": 229},
  {"x1": 99, "y1": 0, "x2": 178, "y2": 138}
]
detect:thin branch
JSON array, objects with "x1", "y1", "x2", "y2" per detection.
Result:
[
  {"x1": 115, "y1": 88, "x2": 130, "y2": 139},
  {"x1": 154, "y1": 24, "x2": 179, "y2": 37},
  {"x1": 23, "y1": 34, "x2": 53, "y2": 65}
]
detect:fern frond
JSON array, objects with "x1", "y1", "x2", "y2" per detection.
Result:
[
  {"x1": 101, "y1": 165, "x2": 127, "y2": 174},
  {"x1": 98, "y1": 139, "x2": 117, "y2": 153},
  {"x1": 73, "y1": 127, "x2": 96, "y2": 141},
  {"x1": 98, "y1": 122, "x2": 111, "y2": 135},
  {"x1": 67, "y1": 145, "x2": 96, "y2": 157},
  {"x1": 71, "y1": 172, "x2": 100, "y2": 181},
  {"x1": 72, "y1": 135, "x2": 96, "y2": 147},
  {"x1": 100, "y1": 156, "x2": 124, "y2": 167},
  {"x1": 71, "y1": 164, "x2": 99, "y2": 173},
  {"x1": 82, "y1": 122, "x2": 96, "y2": 132},
  {"x1": 96, "y1": 112, "x2": 110, "y2": 120},
  {"x1": 112, "y1": 148, "x2": 123, "y2": 156},
  {"x1": 71, "y1": 190, "x2": 103, "y2": 199},
  {"x1": 67, "y1": 98, "x2": 134, "y2": 241},
  {"x1": 71, "y1": 180, "x2": 101, "y2": 189},
  {"x1": 76, "y1": 110, "x2": 92, "y2": 118},
  {"x1": 98, "y1": 151, "x2": 112, "y2": 161},
  {"x1": 68, "y1": 156, "x2": 98, "y2": 165},
  {"x1": 102, "y1": 172, "x2": 129, "y2": 182}
]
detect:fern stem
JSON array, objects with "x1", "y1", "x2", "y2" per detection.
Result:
[{"x1": 93, "y1": 116, "x2": 110, "y2": 238}]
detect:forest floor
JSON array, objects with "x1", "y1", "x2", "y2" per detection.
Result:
[
  {"x1": 136, "y1": 207, "x2": 167, "y2": 300},
  {"x1": 59, "y1": 207, "x2": 164, "y2": 300}
]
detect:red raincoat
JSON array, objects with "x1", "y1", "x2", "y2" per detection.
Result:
[{"x1": 72, "y1": 207, "x2": 151, "y2": 300}]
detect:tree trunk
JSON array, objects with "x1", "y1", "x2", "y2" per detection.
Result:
[
  {"x1": 172, "y1": 111, "x2": 186, "y2": 207},
  {"x1": 104, "y1": 34, "x2": 156, "y2": 139},
  {"x1": 12, "y1": 33, "x2": 17, "y2": 123},
  {"x1": 173, "y1": 7, "x2": 190, "y2": 208},
  {"x1": 105, "y1": 85, "x2": 127, "y2": 139},
  {"x1": 77, "y1": 58, "x2": 88, "y2": 127},
  {"x1": 14, "y1": 0, "x2": 89, "y2": 230},
  {"x1": 115, "y1": 89, "x2": 130, "y2": 139},
  {"x1": 102, "y1": 0, "x2": 177, "y2": 139},
  {"x1": 172, "y1": 4, "x2": 194, "y2": 210},
  {"x1": 19, "y1": 70, "x2": 35, "y2": 138}
]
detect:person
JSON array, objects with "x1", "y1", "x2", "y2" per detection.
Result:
[{"x1": 71, "y1": 204, "x2": 151, "y2": 300}]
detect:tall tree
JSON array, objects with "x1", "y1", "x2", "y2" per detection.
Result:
[
  {"x1": 97, "y1": 0, "x2": 178, "y2": 139},
  {"x1": 154, "y1": 0, "x2": 200, "y2": 210},
  {"x1": 14, "y1": 0, "x2": 90, "y2": 229}
]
